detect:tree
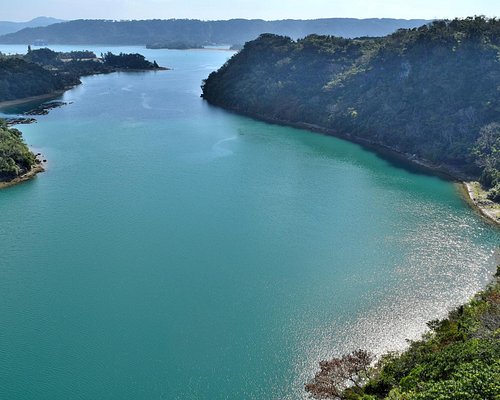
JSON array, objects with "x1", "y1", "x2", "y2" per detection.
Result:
[
  {"x1": 473, "y1": 123, "x2": 500, "y2": 200},
  {"x1": 305, "y1": 349, "x2": 374, "y2": 399},
  {"x1": 474, "y1": 123, "x2": 500, "y2": 187},
  {"x1": 0, "y1": 119, "x2": 37, "y2": 180}
]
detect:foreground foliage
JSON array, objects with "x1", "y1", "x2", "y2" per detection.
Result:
[
  {"x1": 0, "y1": 119, "x2": 36, "y2": 180},
  {"x1": 306, "y1": 350, "x2": 374, "y2": 399},
  {"x1": 306, "y1": 267, "x2": 500, "y2": 399},
  {"x1": 202, "y1": 17, "x2": 500, "y2": 189}
]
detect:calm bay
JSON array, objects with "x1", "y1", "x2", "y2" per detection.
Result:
[{"x1": 0, "y1": 45, "x2": 499, "y2": 399}]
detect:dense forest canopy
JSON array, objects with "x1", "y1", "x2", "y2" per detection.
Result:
[
  {"x1": 0, "y1": 119, "x2": 36, "y2": 180},
  {"x1": 202, "y1": 17, "x2": 500, "y2": 196},
  {"x1": 0, "y1": 56, "x2": 67, "y2": 102},
  {"x1": 0, "y1": 18, "x2": 429, "y2": 45},
  {"x1": 0, "y1": 48, "x2": 162, "y2": 102},
  {"x1": 101, "y1": 52, "x2": 159, "y2": 69}
]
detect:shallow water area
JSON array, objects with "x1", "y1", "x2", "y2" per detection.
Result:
[{"x1": 0, "y1": 45, "x2": 499, "y2": 400}]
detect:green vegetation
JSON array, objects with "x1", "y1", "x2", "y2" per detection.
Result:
[
  {"x1": 0, "y1": 48, "x2": 163, "y2": 103},
  {"x1": 146, "y1": 41, "x2": 204, "y2": 50},
  {"x1": 0, "y1": 48, "x2": 164, "y2": 182},
  {"x1": 0, "y1": 56, "x2": 66, "y2": 102},
  {"x1": 0, "y1": 119, "x2": 36, "y2": 180},
  {"x1": 101, "y1": 52, "x2": 160, "y2": 70},
  {"x1": 24, "y1": 48, "x2": 160, "y2": 75},
  {"x1": 202, "y1": 17, "x2": 500, "y2": 188},
  {"x1": 474, "y1": 123, "x2": 500, "y2": 201},
  {"x1": 306, "y1": 267, "x2": 500, "y2": 399}
]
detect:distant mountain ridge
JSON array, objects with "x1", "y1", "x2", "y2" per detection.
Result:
[
  {"x1": 0, "y1": 18, "x2": 430, "y2": 45},
  {"x1": 0, "y1": 17, "x2": 64, "y2": 36}
]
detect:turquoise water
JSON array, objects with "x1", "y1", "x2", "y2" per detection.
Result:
[{"x1": 0, "y1": 46, "x2": 499, "y2": 400}]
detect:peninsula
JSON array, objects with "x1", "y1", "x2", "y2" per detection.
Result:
[
  {"x1": 0, "y1": 48, "x2": 166, "y2": 105},
  {"x1": 0, "y1": 47, "x2": 166, "y2": 186},
  {"x1": 0, "y1": 119, "x2": 42, "y2": 187}
]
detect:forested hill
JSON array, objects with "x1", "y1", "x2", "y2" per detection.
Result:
[
  {"x1": 202, "y1": 17, "x2": 500, "y2": 195},
  {"x1": 0, "y1": 49, "x2": 163, "y2": 103},
  {"x1": 0, "y1": 18, "x2": 429, "y2": 45},
  {"x1": 0, "y1": 57, "x2": 67, "y2": 102}
]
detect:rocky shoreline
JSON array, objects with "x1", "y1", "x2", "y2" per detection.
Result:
[
  {"x1": 23, "y1": 101, "x2": 70, "y2": 115},
  {"x1": 4, "y1": 117, "x2": 37, "y2": 126},
  {"x1": 0, "y1": 90, "x2": 68, "y2": 110},
  {"x1": 3, "y1": 101, "x2": 71, "y2": 127},
  {"x1": 462, "y1": 182, "x2": 500, "y2": 227},
  {"x1": 0, "y1": 162, "x2": 45, "y2": 189}
]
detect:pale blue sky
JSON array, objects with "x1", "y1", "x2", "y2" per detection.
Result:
[{"x1": 5, "y1": 0, "x2": 500, "y2": 22}]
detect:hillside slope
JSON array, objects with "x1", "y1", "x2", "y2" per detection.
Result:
[
  {"x1": 202, "y1": 17, "x2": 500, "y2": 190},
  {"x1": 0, "y1": 57, "x2": 67, "y2": 102}
]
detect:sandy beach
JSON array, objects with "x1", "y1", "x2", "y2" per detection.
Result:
[
  {"x1": 462, "y1": 181, "x2": 500, "y2": 227},
  {"x1": 0, "y1": 91, "x2": 66, "y2": 110}
]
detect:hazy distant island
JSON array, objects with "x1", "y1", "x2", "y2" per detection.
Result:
[
  {"x1": 202, "y1": 17, "x2": 500, "y2": 212},
  {"x1": 0, "y1": 18, "x2": 430, "y2": 46},
  {"x1": 146, "y1": 41, "x2": 204, "y2": 50},
  {"x1": 229, "y1": 44, "x2": 244, "y2": 51}
]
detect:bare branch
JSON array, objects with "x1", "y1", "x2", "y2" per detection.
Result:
[{"x1": 305, "y1": 349, "x2": 374, "y2": 399}]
